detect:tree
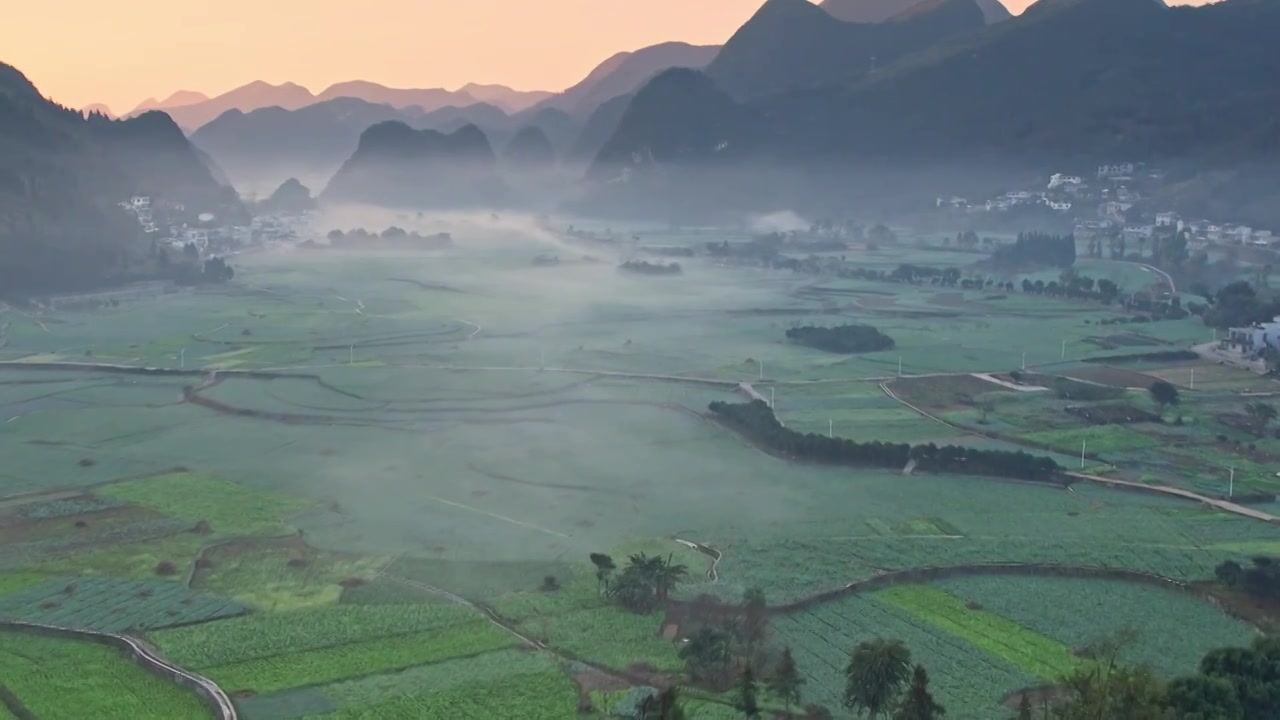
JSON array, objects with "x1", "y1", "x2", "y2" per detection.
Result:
[
  {"x1": 1013, "y1": 693, "x2": 1032, "y2": 720},
  {"x1": 679, "y1": 627, "x2": 734, "y2": 685},
  {"x1": 639, "y1": 686, "x2": 688, "y2": 720},
  {"x1": 1244, "y1": 400, "x2": 1277, "y2": 437},
  {"x1": 893, "y1": 665, "x2": 945, "y2": 720},
  {"x1": 844, "y1": 638, "x2": 912, "y2": 720},
  {"x1": 589, "y1": 552, "x2": 616, "y2": 593},
  {"x1": 768, "y1": 647, "x2": 805, "y2": 714},
  {"x1": 1148, "y1": 380, "x2": 1180, "y2": 410},
  {"x1": 737, "y1": 664, "x2": 761, "y2": 718},
  {"x1": 742, "y1": 587, "x2": 769, "y2": 653},
  {"x1": 1164, "y1": 675, "x2": 1243, "y2": 720}
]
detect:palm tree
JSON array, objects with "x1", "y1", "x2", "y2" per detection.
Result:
[
  {"x1": 844, "y1": 638, "x2": 912, "y2": 720},
  {"x1": 589, "y1": 552, "x2": 616, "y2": 593},
  {"x1": 768, "y1": 647, "x2": 805, "y2": 715},
  {"x1": 629, "y1": 552, "x2": 689, "y2": 603},
  {"x1": 893, "y1": 665, "x2": 945, "y2": 720},
  {"x1": 742, "y1": 588, "x2": 768, "y2": 652}
]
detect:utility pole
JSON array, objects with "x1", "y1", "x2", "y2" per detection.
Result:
[
  {"x1": 1080, "y1": 439, "x2": 1087, "y2": 469},
  {"x1": 1190, "y1": 368, "x2": 1195, "y2": 390},
  {"x1": 770, "y1": 387, "x2": 775, "y2": 409},
  {"x1": 179, "y1": 348, "x2": 185, "y2": 370},
  {"x1": 1061, "y1": 338, "x2": 1066, "y2": 360},
  {"x1": 898, "y1": 356, "x2": 903, "y2": 377},
  {"x1": 349, "y1": 345, "x2": 353, "y2": 365},
  {"x1": 1022, "y1": 351, "x2": 1027, "y2": 371},
  {"x1": 829, "y1": 418, "x2": 833, "y2": 438},
  {"x1": 1229, "y1": 467, "x2": 1235, "y2": 498},
  {"x1": 759, "y1": 360, "x2": 764, "y2": 381}
]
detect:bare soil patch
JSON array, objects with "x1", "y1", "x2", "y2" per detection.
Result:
[
  {"x1": 1061, "y1": 366, "x2": 1160, "y2": 389},
  {"x1": 889, "y1": 374, "x2": 1009, "y2": 409},
  {"x1": 927, "y1": 292, "x2": 967, "y2": 308},
  {"x1": 1082, "y1": 332, "x2": 1167, "y2": 350},
  {"x1": 1065, "y1": 404, "x2": 1161, "y2": 425}
]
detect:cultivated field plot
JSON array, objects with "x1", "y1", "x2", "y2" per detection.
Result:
[
  {"x1": 0, "y1": 576, "x2": 248, "y2": 632},
  {"x1": 0, "y1": 629, "x2": 212, "y2": 719},
  {"x1": 3, "y1": 223, "x2": 1278, "y2": 718},
  {"x1": 933, "y1": 575, "x2": 1257, "y2": 676}
]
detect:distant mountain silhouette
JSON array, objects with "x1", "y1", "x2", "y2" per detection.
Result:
[
  {"x1": 459, "y1": 83, "x2": 554, "y2": 112},
  {"x1": 589, "y1": 0, "x2": 1280, "y2": 223},
  {"x1": 258, "y1": 177, "x2": 315, "y2": 214},
  {"x1": 0, "y1": 62, "x2": 243, "y2": 294},
  {"x1": 129, "y1": 90, "x2": 210, "y2": 115},
  {"x1": 314, "y1": 81, "x2": 474, "y2": 113},
  {"x1": 322, "y1": 122, "x2": 507, "y2": 208},
  {"x1": 705, "y1": 0, "x2": 987, "y2": 100},
  {"x1": 536, "y1": 42, "x2": 721, "y2": 118},
  {"x1": 503, "y1": 126, "x2": 557, "y2": 167},
  {"x1": 152, "y1": 81, "x2": 315, "y2": 129},
  {"x1": 821, "y1": 0, "x2": 1010, "y2": 23},
  {"x1": 82, "y1": 103, "x2": 114, "y2": 117}
]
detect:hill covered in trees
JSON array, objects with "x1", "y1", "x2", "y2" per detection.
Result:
[
  {"x1": 705, "y1": 0, "x2": 987, "y2": 100},
  {"x1": 0, "y1": 61, "x2": 243, "y2": 296},
  {"x1": 786, "y1": 324, "x2": 895, "y2": 353},
  {"x1": 321, "y1": 122, "x2": 508, "y2": 208},
  {"x1": 587, "y1": 0, "x2": 1280, "y2": 220}
]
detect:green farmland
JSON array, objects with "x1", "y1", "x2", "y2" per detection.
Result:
[{"x1": 0, "y1": 214, "x2": 1276, "y2": 719}]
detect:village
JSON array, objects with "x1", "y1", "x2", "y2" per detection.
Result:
[
  {"x1": 117, "y1": 194, "x2": 311, "y2": 258},
  {"x1": 936, "y1": 162, "x2": 1276, "y2": 253}
]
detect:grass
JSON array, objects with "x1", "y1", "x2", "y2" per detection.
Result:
[
  {"x1": 0, "y1": 576, "x2": 248, "y2": 632},
  {"x1": 1016, "y1": 425, "x2": 1162, "y2": 455},
  {"x1": 318, "y1": 647, "x2": 556, "y2": 707},
  {"x1": 203, "y1": 621, "x2": 513, "y2": 694},
  {"x1": 876, "y1": 584, "x2": 1082, "y2": 680},
  {"x1": 96, "y1": 470, "x2": 312, "y2": 536},
  {"x1": 0, "y1": 629, "x2": 211, "y2": 719},
  {"x1": 519, "y1": 605, "x2": 682, "y2": 672},
  {"x1": 191, "y1": 541, "x2": 388, "y2": 611},
  {"x1": 300, "y1": 668, "x2": 578, "y2": 719},
  {"x1": 150, "y1": 603, "x2": 484, "y2": 668}
]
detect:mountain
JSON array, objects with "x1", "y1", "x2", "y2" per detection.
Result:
[
  {"x1": 321, "y1": 122, "x2": 507, "y2": 208},
  {"x1": 158, "y1": 81, "x2": 316, "y2": 130},
  {"x1": 190, "y1": 97, "x2": 409, "y2": 190},
  {"x1": 566, "y1": 93, "x2": 633, "y2": 166},
  {"x1": 502, "y1": 126, "x2": 556, "y2": 167},
  {"x1": 589, "y1": 0, "x2": 1280, "y2": 222},
  {"x1": 82, "y1": 103, "x2": 114, "y2": 117},
  {"x1": 705, "y1": 0, "x2": 987, "y2": 100},
  {"x1": 537, "y1": 42, "x2": 721, "y2": 118},
  {"x1": 520, "y1": 107, "x2": 579, "y2": 153},
  {"x1": 821, "y1": 0, "x2": 1011, "y2": 24},
  {"x1": 258, "y1": 177, "x2": 315, "y2": 214},
  {"x1": 129, "y1": 90, "x2": 209, "y2": 114},
  {"x1": 459, "y1": 83, "x2": 553, "y2": 113},
  {"x1": 314, "y1": 81, "x2": 474, "y2": 113},
  {"x1": 0, "y1": 62, "x2": 243, "y2": 294}
]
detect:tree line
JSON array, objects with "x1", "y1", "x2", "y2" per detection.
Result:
[
  {"x1": 988, "y1": 232, "x2": 1076, "y2": 270},
  {"x1": 786, "y1": 324, "x2": 895, "y2": 354},
  {"x1": 709, "y1": 400, "x2": 1061, "y2": 483},
  {"x1": 619, "y1": 260, "x2": 683, "y2": 275}
]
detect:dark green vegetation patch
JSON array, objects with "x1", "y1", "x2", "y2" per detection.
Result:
[{"x1": 0, "y1": 577, "x2": 249, "y2": 632}]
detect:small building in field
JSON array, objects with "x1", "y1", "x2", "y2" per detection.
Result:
[{"x1": 1228, "y1": 316, "x2": 1280, "y2": 353}]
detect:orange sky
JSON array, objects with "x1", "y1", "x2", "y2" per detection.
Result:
[{"x1": 3, "y1": 0, "x2": 1217, "y2": 112}]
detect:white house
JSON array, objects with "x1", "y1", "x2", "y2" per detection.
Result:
[
  {"x1": 184, "y1": 228, "x2": 210, "y2": 250},
  {"x1": 1228, "y1": 226, "x2": 1253, "y2": 244},
  {"x1": 1048, "y1": 200, "x2": 1072, "y2": 212},
  {"x1": 1097, "y1": 163, "x2": 1135, "y2": 179},
  {"x1": 1228, "y1": 317, "x2": 1280, "y2": 353},
  {"x1": 130, "y1": 196, "x2": 151, "y2": 210},
  {"x1": 1155, "y1": 212, "x2": 1179, "y2": 227},
  {"x1": 1048, "y1": 173, "x2": 1083, "y2": 190},
  {"x1": 1123, "y1": 225, "x2": 1155, "y2": 241},
  {"x1": 1206, "y1": 225, "x2": 1224, "y2": 241},
  {"x1": 936, "y1": 196, "x2": 968, "y2": 209}
]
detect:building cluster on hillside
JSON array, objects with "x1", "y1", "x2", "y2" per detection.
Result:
[
  {"x1": 936, "y1": 162, "x2": 1274, "y2": 248},
  {"x1": 118, "y1": 195, "x2": 311, "y2": 257}
]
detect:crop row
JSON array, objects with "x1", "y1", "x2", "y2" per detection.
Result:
[
  {"x1": 303, "y1": 669, "x2": 578, "y2": 719},
  {"x1": 0, "y1": 518, "x2": 190, "y2": 570},
  {"x1": 876, "y1": 585, "x2": 1080, "y2": 680},
  {"x1": 0, "y1": 577, "x2": 247, "y2": 633},
  {"x1": 0, "y1": 630, "x2": 211, "y2": 720},
  {"x1": 204, "y1": 621, "x2": 513, "y2": 694},
  {"x1": 320, "y1": 647, "x2": 553, "y2": 706},
  {"x1": 153, "y1": 602, "x2": 482, "y2": 668},
  {"x1": 17, "y1": 495, "x2": 126, "y2": 520},
  {"x1": 773, "y1": 594, "x2": 1035, "y2": 719}
]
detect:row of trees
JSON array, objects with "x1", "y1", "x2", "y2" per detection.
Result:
[
  {"x1": 1200, "y1": 280, "x2": 1280, "y2": 329},
  {"x1": 989, "y1": 232, "x2": 1076, "y2": 269},
  {"x1": 785, "y1": 324, "x2": 896, "y2": 354},
  {"x1": 709, "y1": 400, "x2": 1061, "y2": 482},
  {"x1": 619, "y1": 260, "x2": 683, "y2": 275},
  {"x1": 591, "y1": 552, "x2": 689, "y2": 614},
  {"x1": 1215, "y1": 556, "x2": 1280, "y2": 601}
]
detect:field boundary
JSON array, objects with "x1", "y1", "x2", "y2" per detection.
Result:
[
  {"x1": 0, "y1": 682, "x2": 35, "y2": 720},
  {"x1": 770, "y1": 564, "x2": 1210, "y2": 616},
  {"x1": 0, "y1": 619, "x2": 237, "y2": 720}
]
